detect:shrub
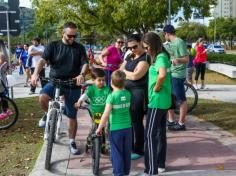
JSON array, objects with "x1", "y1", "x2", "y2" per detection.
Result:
[{"x1": 207, "y1": 53, "x2": 236, "y2": 66}]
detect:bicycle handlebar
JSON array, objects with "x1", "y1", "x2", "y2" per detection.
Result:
[{"x1": 41, "y1": 77, "x2": 76, "y2": 87}]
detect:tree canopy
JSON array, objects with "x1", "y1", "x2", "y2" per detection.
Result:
[
  {"x1": 32, "y1": 0, "x2": 217, "y2": 39},
  {"x1": 208, "y1": 17, "x2": 236, "y2": 48},
  {"x1": 176, "y1": 22, "x2": 207, "y2": 42}
]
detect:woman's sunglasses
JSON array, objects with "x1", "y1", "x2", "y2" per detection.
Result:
[{"x1": 117, "y1": 41, "x2": 124, "y2": 44}]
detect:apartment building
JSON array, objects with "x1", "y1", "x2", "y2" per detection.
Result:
[{"x1": 215, "y1": 0, "x2": 236, "y2": 18}]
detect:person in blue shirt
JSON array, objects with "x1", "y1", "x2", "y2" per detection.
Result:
[
  {"x1": 21, "y1": 44, "x2": 31, "y2": 86},
  {"x1": 15, "y1": 43, "x2": 24, "y2": 75}
]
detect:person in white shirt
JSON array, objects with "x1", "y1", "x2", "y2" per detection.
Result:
[{"x1": 28, "y1": 37, "x2": 45, "y2": 94}]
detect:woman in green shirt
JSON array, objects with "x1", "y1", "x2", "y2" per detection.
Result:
[{"x1": 142, "y1": 32, "x2": 172, "y2": 175}]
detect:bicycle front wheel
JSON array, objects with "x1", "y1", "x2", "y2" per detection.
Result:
[
  {"x1": 92, "y1": 137, "x2": 101, "y2": 175},
  {"x1": 45, "y1": 109, "x2": 58, "y2": 170},
  {"x1": 0, "y1": 96, "x2": 19, "y2": 130}
]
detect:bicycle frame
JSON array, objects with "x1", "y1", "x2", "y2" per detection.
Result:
[{"x1": 44, "y1": 85, "x2": 64, "y2": 141}]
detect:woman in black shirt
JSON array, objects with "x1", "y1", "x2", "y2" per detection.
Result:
[{"x1": 120, "y1": 34, "x2": 150, "y2": 160}]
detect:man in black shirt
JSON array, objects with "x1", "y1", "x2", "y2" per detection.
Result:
[{"x1": 31, "y1": 22, "x2": 88, "y2": 155}]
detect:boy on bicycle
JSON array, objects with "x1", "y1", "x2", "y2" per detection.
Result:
[
  {"x1": 75, "y1": 68, "x2": 110, "y2": 116},
  {"x1": 96, "y1": 70, "x2": 132, "y2": 176}
]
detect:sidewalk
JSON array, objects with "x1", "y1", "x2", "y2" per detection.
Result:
[{"x1": 11, "y1": 78, "x2": 234, "y2": 176}]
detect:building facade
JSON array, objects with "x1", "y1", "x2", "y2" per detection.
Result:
[{"x1": 215, "y1": 0, "x2": 236, "y2": 18}]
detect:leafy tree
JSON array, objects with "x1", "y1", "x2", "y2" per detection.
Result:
[
  {"x1": 31, "y1": 0, "x2": 217, "y2": 40},
  {"x1": 176, "y1": 22, "x2": 207, "y2": 42},
  {"x1": 208, "y1": 18, "x2": 236, "y2": 49}
]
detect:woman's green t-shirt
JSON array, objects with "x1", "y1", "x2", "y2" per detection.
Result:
[{"x1": 148, "y1": 53, "x2": 172, "y2": 109}]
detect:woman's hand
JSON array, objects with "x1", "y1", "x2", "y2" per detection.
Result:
[{"x1": 154, "y1": 85, "x2": 161, "y2": 92}]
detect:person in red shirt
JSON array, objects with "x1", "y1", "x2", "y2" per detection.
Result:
[{"x1": 194, "y1": 38, "x2": 207, "y2": 89}]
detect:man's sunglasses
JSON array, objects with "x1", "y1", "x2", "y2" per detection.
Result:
[
  {"x1": 127, "y1": 45, "x2": 138, "y2": 50},
  {"x1": 66, "y1": 34, "x2": 77, "y2": 39}
]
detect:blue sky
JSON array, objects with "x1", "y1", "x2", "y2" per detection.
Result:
[{"x1": 19, "y1": 0, "x2": 31, "y2": 8}]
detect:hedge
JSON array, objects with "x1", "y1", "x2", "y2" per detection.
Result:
[{"x1": 207, "y1": 53, "x2": 236, "y2": 66}]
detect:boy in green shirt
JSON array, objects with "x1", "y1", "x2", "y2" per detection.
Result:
[
  {"x1": 75, "y1": 68, "x2": 110, "y2": 116},
  {"x1": 96, "y1": 70, "x2": 132, "y2": 176}
]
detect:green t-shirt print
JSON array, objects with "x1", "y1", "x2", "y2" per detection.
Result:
[
  {"x1": 165, "y1": 37, "x2": 188, "y2": 78},
  {"x1": 106, "y1": 89, "x2": 131, "y2": 131},
  {"x1": 148, "y1": 53, "x2": 172, "y2": 109},
  {"x1": 86, "y1": 85, "x2": 110, "y2": 116}
]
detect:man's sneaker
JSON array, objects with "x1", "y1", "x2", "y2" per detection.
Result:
[
  {"x1": 167, "y1": 120, "x2": 176, "y2": 127},
  {"x1": 158, "y1": 168, "x2": 165, "y2": 173},
  {"x1": 131, "y1": 153, "x2": 143, "y2": 160},
  {"x1": 29, "y1": 91, "x2": 35, "y2": 95},
  {"x1": 38, "y1": 114, "x2": 47, "y2": 128},
  {"x1": 168, "y1": 122, "x2": 186, "y2": 131},
  {"x1": 70, "y1": 142, "x2": 81, "y2": 155}
]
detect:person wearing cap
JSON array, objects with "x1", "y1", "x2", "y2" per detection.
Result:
[
  {"x1": 28, "y1": 37, "x2": 45, "y2": 95},
  {"x1": 163, "y1": 24, "x2": 189, "y2": 131}
]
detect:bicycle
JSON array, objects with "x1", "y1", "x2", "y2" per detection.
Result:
[
  {"x1": 0, "y1": 89, "x2": 19, "y2": 130},
  {"x1": 41, "y1": 77, "x2": 75, "y2": 170},
  {"x1": 174, "y1": 82, "x2": 198, "y2": 114},
  {"x1": 79, "y1": 105, "x2": 108, "y2": 176},
  {"x1": 0, "y1": 79, "x2": 19, "y2": 130}
]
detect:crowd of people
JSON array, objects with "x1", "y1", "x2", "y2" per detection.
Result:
[{"x1": 0, "y1": 21, "x2": 209, "y2": 176}]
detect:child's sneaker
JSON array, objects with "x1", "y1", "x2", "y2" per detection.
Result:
[{"x1": 0, "y1": 110, "x2": 13, "y2": 120}]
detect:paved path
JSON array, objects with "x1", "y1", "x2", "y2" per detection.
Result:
[
  {"x1": 27, "y1": 84, "x2": 236, "y2": 176},
  {"x1": 9, "y1": 72, "x2": 236, "y2": 176},
  {"x1": 197, "y1": 84, "x2": 236, "y2": 103}
]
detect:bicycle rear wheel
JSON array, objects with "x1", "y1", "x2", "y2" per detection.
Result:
[
  {"x1": 0, "y1": 96, "x2": 19, "y2": 130},
  {"x1": 185, "y1": 83, "x2": 198, "y2": 113},
  {"x1": 174, "y1": 83, "x2": 198, "y2": 114},
  {"x1": 92, "y1": 137, "x2": 101, "y2": 175},
  {"x1": 45, "y1": 109, "x2": 58, "y2": 170}
]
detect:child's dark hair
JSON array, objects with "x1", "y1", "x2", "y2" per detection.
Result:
[
  {"x1": 187, "y1": 44, "x2": 192, "y2": 49},
  {"x1": 91, "y1": 68, "x2": 106, "y2": 79},
  {"x1": 111, "y1": 70, "x2": 126, "y2": 89},
  {"x1": 127, "y1": 33, "x2": 142, "y2": 42}
]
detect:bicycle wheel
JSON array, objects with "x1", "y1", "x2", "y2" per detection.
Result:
[
  {"x1": 0, "y1": 96, "x2": 19, "y2": 130},
  {"x1": 185, "y1": 83, "x2": 198, "y2": 113},
  {"x1": 45, "y1": 109, "x2": 58, "y2": 170},
  {"x1": 92, "y1": 137, "x2": 101, "y2": 175},
  {"x1": 174, "y1": 83, "x2": 198, "y2": 114}
]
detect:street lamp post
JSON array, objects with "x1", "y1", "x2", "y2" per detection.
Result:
[
  {"x1": 214, "y1": 7, "x2": 217, "y2": 44},
  {"x1": 168, "y1": 0, "x2": 171, "y2": 24}
]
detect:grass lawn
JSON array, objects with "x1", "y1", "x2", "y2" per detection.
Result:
[
  {"x1": 0, "y1": 97, "x2": 44, "y2": 176},
  {"x1": 204, "y1": 69, "x2": 236, "y2": 85},
  {"x1": 191, "y1": 99, "x2": 236, "y2": 136}
]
